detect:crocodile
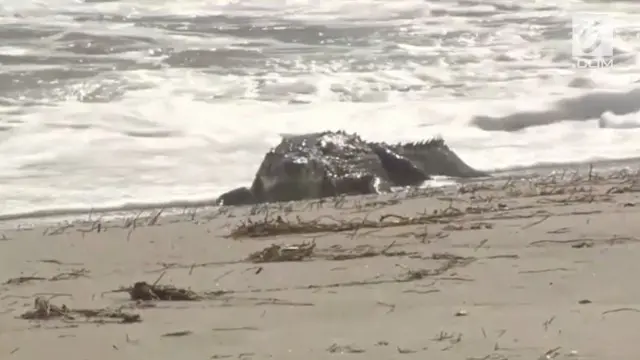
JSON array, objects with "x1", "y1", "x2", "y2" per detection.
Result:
[{"x1": 216, "y1": 130, "x2": 488, "y2": 206}]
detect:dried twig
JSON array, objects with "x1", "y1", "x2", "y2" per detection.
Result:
[{"x1": 5, "y1": 269, "x2": 90, "y2": 285}]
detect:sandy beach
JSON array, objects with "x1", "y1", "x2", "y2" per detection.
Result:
[{"x1": 1, "y1": 167, "x2": 640, "y2": 360}]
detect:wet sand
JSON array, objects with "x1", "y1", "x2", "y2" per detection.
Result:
[{"x1": 1, "y1": 168, "x2": 640, "y2": 360}]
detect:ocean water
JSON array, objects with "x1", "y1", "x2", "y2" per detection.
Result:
[{"x1": 1, "y1": 0, "x2": 640, "y2": 218}]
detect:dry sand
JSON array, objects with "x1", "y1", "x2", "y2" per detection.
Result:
[{"x1": 1, "y1": 168, "x2": 640, "y2": 360}]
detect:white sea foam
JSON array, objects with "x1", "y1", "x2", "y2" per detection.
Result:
[{"x1": 0, "y1": 0, "x2": 639, "y2": 219}]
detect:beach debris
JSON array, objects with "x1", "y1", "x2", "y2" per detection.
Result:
[
  {"x1": 602, "y1": 307, "x2": 640, "y2": 316},
  {"x1": 323, "y1": 242, "x2": 416, "y2": 261},
  {"x1": 105, "y1": 251, "x2": 474, "y2": 304},
  {"x1": 397, "y1": 346, "x2": 418, "y2": 354},
  {"x1": 212, "y1": 326, "x2": 260, "y2": 332},
  {"x1": 247, "y1": 240, "x2": 416, "y2": 264},
  {"x1": 4, "y1": 268, "x2": 90, "y2": 285},
  {"x1": 433, "y1": 331, "x2": 460, "y2": 342},
  {"x1": 454, "y1": 309, "x2": 468, "y2": 317},
  {"x1": 432, "y1": 331, "x2": 463, "y2": 351},
  {"x1": 376, "y1": 301, "x2": 396, "y2": 314},
  {"x1": 530, "y1": 236, "x2": 640, "y2": 248},
  {"x1": 571, "y1": 241, "x2": 594, "y2": 248},
  {"x1": 538, "y1": 347, "x2": 561, "y2": 360},
  {"x1": 128, "y1": 281, "x2": 201, "y2": 301},
  {"x1": 247, "y1": 241, "x2": 316, "y2": 263},
  {"x1": 443, "y1": 222, "x2": 493, "y2": 231},
  {"x1": 543, "y1": 316, "x2": 555, "y2": 331},
  {"x1": 227, "y1": 168, "x2": 640, "y2": 239},
  {"x1": 397, "y1": 252, "x2": 475, "y2": 281},
  {"x1": 326, "y1": 343, "x2": 365, "y2": 354},
  {"x1": 229, "y1": 210, "x2": 464, "y2": 239},
  {"x1": 606, "y1": 184, "x2": 640, "y2": 194},
  {"x1": 20, "y1": 296, "x2": 140, "y2": 324},
  {"x1": 5, "y1": 276, "x2": 49, "y2": 285},
  {"x1": 162, "y1": 330, "x2": 193, "y2": 337}
]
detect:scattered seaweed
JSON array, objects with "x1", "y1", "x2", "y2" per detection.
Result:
[
  {"x1": 443, "y1": 222, "x2": 493, "y2": 231},
  {"x1": 327, "y1": 343, "x2": 366, "y2": 354},
  {"x1": 162, "y1": 330, "x2": 193, "y2": 337},
  {"x1": 20, "y1": 296, "x2": 140, "y2": 324},
  {"x1": 323, "y1": 244, "x2": 415, "y2": 261},
  {"x1": 127, "y1": 281, "x2": 202, "y2": 301},
  {"x1": 398, "y1": 253, "x2": 475, "y2": 281},
  {"x1": 4, "y1": 269, "x2": 90, "y2": 285},
  {"x1": 103, "y1": 250, "x2": 474, "y2": 303},
  {"x1": 228, "y1": 170, "x2": 638, "y2": 239},
  {"x1": 247, "y1": 241, "x2": 316, "y2": 263},
  {"x1": 229, "y1": 209, "x2": 464, "y2": 239},
  {"x1": 246, "y1": 240, "x2": 418, "y2": 264}
]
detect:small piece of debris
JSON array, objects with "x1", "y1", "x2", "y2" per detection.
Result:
[
  {"x1": 454, "y1": 309, "x2": 468, "y2": 317},
  {"x1": 247, "y1": 241, "x2": 316, "y2": 263},
  {"x1": 20, "y1": 296, "x2": 141, "y2": 324},
  {"x1": 326, "y1": 343, "x2": 365, "y2": 354},
  {"x1": 571, "y1": 241, "x2": 594, "y2": 249},
  {"x1": 128, "y1": 281, "x2": 201, "y2": 301},
  {"x1": 162, "y1": 330, "x2": 193, "y2": 337}
]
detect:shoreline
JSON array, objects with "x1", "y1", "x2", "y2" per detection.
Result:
[{"x1": 2, "y1": 156, "x2": 639, "y2": 228}]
